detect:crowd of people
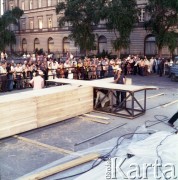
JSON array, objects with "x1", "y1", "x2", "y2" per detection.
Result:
[{"x1": 0, "y1": 52, "x2": 174, "y2": 92}]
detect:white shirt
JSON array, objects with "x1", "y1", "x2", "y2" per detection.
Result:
[
  {"x1": 30, "y1": 76, "x2": 44, "y2": 90},
  {"x1": 0, "y1": 66, "x2": 7, "y2": 74}
]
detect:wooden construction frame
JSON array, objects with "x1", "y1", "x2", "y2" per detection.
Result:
[
  {"x1": 94, "y1": 88, "x2": 147, "y2": 119},
  {"x1": 47, "y1": 78, "x2": 156, "y2": 119}
]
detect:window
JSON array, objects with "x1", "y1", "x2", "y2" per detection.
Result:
[
  {"x1": 139, "y1": 8, "x2": 145, "y2": 22},
  {"x1": 48, "y1": 0, "x2": 52, "y2": 6},
  {"x1": 34, "y1": 38, "x2": 40, "y2": 50},
  {"x1": 29, "y1": 0, "x2": 33, "y2": 10},
  {"x1": 145, "y1": 35, "x2": 156, "y2": 55},
  {"x1": 48, "y1": 37, "x2": 54, "y2": 52},
  {"x1": 21, "y1": 19, "x2": 26, "y2": 30},
  {"x1": 98, "y1": 36, "x2": 107, "y2": 53},
  {"x1": 29, "y1": 19, "x2": 34, "y2": 29},
  {"x1": 22, "y1": 38, "x2": 27, "y2": 52},
  {"x1": 21, "y1": 1, "x2": 25, "y2": 10},
  {"x1": 38, "y1": 0, "x2": 42, "y2": 8},
  {"x1": 63, "y1": 37, "x2": 70, "y2": 53},
  {"x1": 38, "y1": 18, "x2": 43, "y2": 29},
  {"x1": 48, "y1": 17, "x2": 52, "y2": 28}
]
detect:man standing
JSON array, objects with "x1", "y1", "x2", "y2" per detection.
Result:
[
  {"x1": 0, "y1": 63, "x2": 7, "y2": 92},
  {"x1": 114, "y1": 68, "x2": 126, "y2": 107},
  {"x1": 29, "y1": 71, "x2": 44, "y2": 90},
  {"x1": 6, "y1": 63, "x2": 14, "y2": 91}
]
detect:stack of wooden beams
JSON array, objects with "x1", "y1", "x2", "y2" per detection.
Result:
[{"x1": 0, "y1": 85, "x2": 93, "y2": 139}]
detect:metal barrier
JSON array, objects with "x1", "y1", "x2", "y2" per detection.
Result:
[{"x1": 0, "y1": 73, "x2": 32, "y2": 92}]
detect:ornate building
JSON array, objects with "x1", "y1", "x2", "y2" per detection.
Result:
[{"x1": 3, "y1": 0, "x2": 173, "y2": 57}]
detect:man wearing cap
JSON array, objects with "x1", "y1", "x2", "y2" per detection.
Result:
[{"x1": 114, "y1": 68, "x2": 126, "y2": 107}]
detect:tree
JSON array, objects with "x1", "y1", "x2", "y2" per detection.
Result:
[
  {"x1": 145, "y1": 0, "x2": 178, "y2": 57},
  {"x1": 56, "y1": 0, "x2": 106, "y2": 56},
  {"x1": 104, "y1": 0, "x2": 138, "y2": 57},
  {"x1": 0, "y1": 7, "x2": 24, "y2": 52},
  {"x1": 165, "y1": 32, "x2": 178, "y2": 58}
]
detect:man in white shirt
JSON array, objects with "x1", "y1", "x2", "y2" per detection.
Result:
[
  {"x1": 29, "y1": 71, "x2": 44, "y2": 90},
  {"x1": 15, "y1": 63, "x2": 23, "y2": 89},
  {"x1": 0, "y1": 63, "x2": 7, "y2": 92}
]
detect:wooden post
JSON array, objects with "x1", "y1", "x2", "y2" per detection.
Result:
[{"x1": 19, "y1": 153, "x2": 100, "y2": 180}]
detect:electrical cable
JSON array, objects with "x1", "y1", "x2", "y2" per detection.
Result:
[
  {"x1": 145, "y1": 115, "x2": 178, "y2": 131},
  {"x1": 156, "y1": 133, "x2": 174, "y2": 180},
  {"x1": 55, "y1": 115, "x2": 176, "y2": 180},
  {"x1": 55, "y1": 130, "x2": 152, "y2": 180},
  {"x1": 145, "y1": 115, "x2": 168, "y2": 128}
]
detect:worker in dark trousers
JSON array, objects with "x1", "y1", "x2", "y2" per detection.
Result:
[
  {"x1": 114, "y1": 68, "x2": 126, "y2": 107},
  {"x1": 168, "y1": 111, "x2": 178, "y2": 127}
]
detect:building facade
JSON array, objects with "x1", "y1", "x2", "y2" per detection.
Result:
[{"x1": 3, "y1": 0, "x2": 175, "y2": 57}]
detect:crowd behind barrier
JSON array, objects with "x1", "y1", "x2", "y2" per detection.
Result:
[{"x1": 0, "y1": 53, "x2": 174, "y2": 92}]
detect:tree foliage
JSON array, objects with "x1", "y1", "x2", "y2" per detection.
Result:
[
  {"x1": 56, "y1": 0, "x2": 138, "y2": 56},
  {"x1": 56, "y1": 0, "x2": 106, "y2": 55},
  {"x1": 165, "y1": 32, "x2": 178, "y2": 57},
  {"x1": 0, "y1": 7, "x2": 24, "y2": 51},
  {"x1": 145, "y1": 0, "x2": 178, "y2": 56},
  {"x1": 102, "y1": 0, "x2": 138, "y2": 53}
]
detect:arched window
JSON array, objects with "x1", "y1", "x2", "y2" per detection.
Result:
[
  {"x1": 98, "y1": 35, "x2": 107, "y2": 53},
  {"x1": 34, "y1": 38, "x2": 40, "y2": 50},
  {"x1": 22, "y1": 38, "x2": 27, "y2": 52},
  {"x1": 145, "y1": 35, "x2": 156, "y2": 56},
  {"x1": 63, "y1": 37, "x2": 70, "y2": 53},
  {"x1": 48, "y1": 37, "x2": 54, "y2": 53}
]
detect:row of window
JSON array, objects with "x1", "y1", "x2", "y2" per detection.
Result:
[
  {"x1": 21, "y1": 36, "x2": 108, "y2": 53},
  {"x1": 9, "y1": 0, "x2": 63, "y2": 10},
  {"x1": 21, "y1": 16, "x2": 53, "y2": 30},
  {"x1": 21, "y1": 35, "x2": 158, "y2": 55},
  {"x1": 8, "y1": 1, "x2": 146, "y2": 23},
  {"x1": 20, "y1": 9, "x2": 145, "y2": 31}
]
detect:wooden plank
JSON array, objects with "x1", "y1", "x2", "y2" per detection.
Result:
[
  {"x1": 0, "y1": 116, "x2": 37, "y2": 126},
  {"x1": 0, "y1": 121, "x2": 37, "y2": 139},
  {"x1": 0, "y1": 108, "x2": 36, "y2": 121},
  {"x1": 0, "y1": 85, "x2": 93, "y2": 139},
  {"x1": 37, "y1": 105, "x2": 93, "y2": 127},
  {"x1": 79, "y1": 116, "x2": 110, "y2": 124},
  {"x1": 37, "y1": 94, "x2": 92, "y2": 108},
  {"x1": 13, "y1": 135, "x2": 79, "y2": 156},
  {"x1": 19, "y1": 153, "x2": 100, "y2": 180},
  {"x1": 37, "y1": 100, "x2": 93, "y2": 115},
  {"x1": 83, "y1": 114, "x2": 110, "y2": 120},
  {"x1": 48, "y1": 78, "x2": 157, "y2": 92}
]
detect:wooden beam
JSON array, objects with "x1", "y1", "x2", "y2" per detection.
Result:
[
  {"x1": 83, "y1": 114, "x2": 110, "y2": 120},
  {"x1": 14, "y1": 135, "x2": 80, "y2": 156},
  {"x1": 19, "y1": 153, "x2": 100, "y2": 180},
  {"x1": 79, "y1": 116, "x2": 110, "y2": 124}
]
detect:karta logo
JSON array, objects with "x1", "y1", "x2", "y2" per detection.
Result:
[{"x1": 106, "y1": 157, "x2": 177, "y2": 179}]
